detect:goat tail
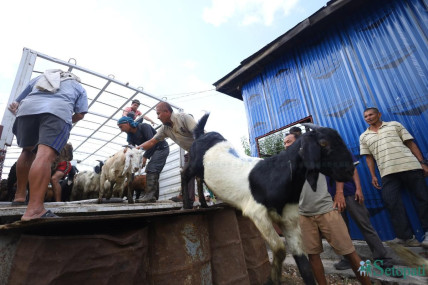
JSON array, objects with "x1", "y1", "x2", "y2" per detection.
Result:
[{"x1": 194, "y1": 112, "x2": 210, "y2": 140}]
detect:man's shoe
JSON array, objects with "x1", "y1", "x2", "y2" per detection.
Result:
[
  {"x1": 334, "y1": 259, "x2": 351, "y2": 270},
  {"x1": 404, "y1": 236, "x2": 421, "y2": 247},
  {"x1": 389, "y1": 236, "x2": 420, "y2": 247},
  {"x1": 422, "y1": 232, "x2": 428, "y2": 249}
]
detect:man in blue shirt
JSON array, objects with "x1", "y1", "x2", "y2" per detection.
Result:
[
  {"x1": 8, "y1": 70, "x2": 88, "y2": 220},
  {"x1": 326, "y1": 157, "x2": 394, "y2": 271}
]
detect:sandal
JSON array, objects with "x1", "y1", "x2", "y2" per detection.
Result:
[{"x1": 40, "y1": 210, "x2": 60, "y2": 218}]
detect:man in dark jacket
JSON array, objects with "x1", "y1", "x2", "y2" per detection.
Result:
[{"x1": 118, "y1": 116, "x2": 169, "y2": 202}]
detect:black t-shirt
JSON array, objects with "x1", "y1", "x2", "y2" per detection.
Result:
[{"x1": 127, "y1": 123, "x2": 168, "y2": 159}]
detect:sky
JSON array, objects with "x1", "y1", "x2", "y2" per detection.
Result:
[{"x1": 0, "y1": 0, "x2": 327, "y2": 160}]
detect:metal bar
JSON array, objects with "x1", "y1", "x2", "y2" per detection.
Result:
[
  {"x1": 0, "y1": 48, "x2": 37, "y2": 148},
  {"x1": 28, "y1": 48, "x2": 182, "y2": 110},
  {"x1": 78, "y1": 131, "x2": 125, "y2": 163},
  {"x1": 88, "y1": 81, "x2": 111, "y2": 109},
  {"x1": 72, "y1": 91, "x2": 139, "y2": 152},
  {"x1": 69, "y1": 133, "x2": 124, "y2": 146}
]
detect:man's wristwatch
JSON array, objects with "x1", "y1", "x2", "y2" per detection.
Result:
[{"x1": 419, "y1": 159, "x2": 428, "y2": 166}]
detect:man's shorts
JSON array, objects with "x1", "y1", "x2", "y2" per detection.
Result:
[
  {"x1": 299, "y1": 210, "x2": 355, "y2": 255},
  {"x1": 12, "y1": 113, "x2": 71, "y2": 154}
]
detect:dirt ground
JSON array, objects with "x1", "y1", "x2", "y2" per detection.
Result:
[{"x1": 281, "y1": 264, "x2": 361, "y2": 285}]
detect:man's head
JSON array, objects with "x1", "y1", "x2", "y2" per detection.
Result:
[
  {"x1": 117, "y1": 116, "x2": 137, "y2": 132},
  {"x1": 284, "y1": 133, "x2": 297, "y2": 149},
  {"x1": 289, "y1": 126, "x2": 302, "y2": 136},
  {"x1": 363, "y1": 107, "x2": 381, "y2": 126},
  {"x1": 131, "y1": 99, "x2": 140, "y2": 111},
  {"x1": 156, "y1": 102, "x2": 173, "y2": 124}
]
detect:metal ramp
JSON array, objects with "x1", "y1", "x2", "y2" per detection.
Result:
[{"x1": 0, "y1": 47, "x2": 184, "y2": 199}]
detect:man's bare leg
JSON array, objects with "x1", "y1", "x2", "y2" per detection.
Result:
[
  {"x1": 14, "y1": 147, "x2": 35, "y2": 203},
  {"x1": 21, "y1": 144, "x2": 57, "y2": 221}
]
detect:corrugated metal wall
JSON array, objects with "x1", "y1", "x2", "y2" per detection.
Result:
[{"x1": 242, "y1": 0, "x2": 428, "y2": 241}]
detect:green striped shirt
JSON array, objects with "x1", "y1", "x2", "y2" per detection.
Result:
[{"x1": 359, "y1": 121, "x2": 421, "y2": 177}]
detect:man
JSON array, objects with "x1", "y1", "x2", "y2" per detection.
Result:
[
  {"x1": 283, "y1": 132, "x2": 299, "y2": 147},
  {"x1": 359, "y1": 107, "x2": 428, "y2": 248},
  {"x1": 138, "y1": 102, "x2": 197, "y2": 207},
  {"x1": 285, "y1": 135, "x2": 372, "y2": 284},
  {"x1": 117, "y1": 116, "x2": 169, "y2": 202},
  {"x1": 327, "y1": 162, "x2": 395, "y2": 271},
  {"x1": 8, "y1": 70, "x2": 88, "y2": 220},
  {"x1": 122, "y1": 99, "x2": 155, "y2": 125}
]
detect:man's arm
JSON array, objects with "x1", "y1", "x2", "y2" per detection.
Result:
[
  {"x1": 72, "y1": 113, "x2": 85, "y2": 123},
  {"x1": 353, "y1": 168, "x2": 364, "y2": 204},
  {"x1": 138, "y1": 137, "x2": 158, "y2": 151},
  {"x1": 365, "y1": 155, "x2": 381, "y2": 189},
  {"x1": 404, "y1": 140, "x2": 428, "y2": 176},
  {"x1": 333, "y1": 182, "x2": 346, "y2": 212}
]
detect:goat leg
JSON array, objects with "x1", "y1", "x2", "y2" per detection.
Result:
[
  {"x1": 196, "y1": 177, "x2": 208, "y2": 208},
  {"x1": 293, "y1": 254, "x2": 316, "y2": 285},
  {"x1": 180, "y1": 169, "x2": 193, "y2": 209},
  {"x1": 127, "y1": 174, "x2": 134, "y2": 204}
]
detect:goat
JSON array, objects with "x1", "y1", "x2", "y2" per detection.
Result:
[
  {"x1": 99, "y1": 146, "x2": 143, "y2": 204},
  {"x1": 71, "y1": 172, "x2": 98, "y2": 201},
  {"x1": 124, "y1": 174, "x2": 147, "y2": 200},
  {"x1": 181, "y1": 113, "x2": 354, "y2": 285}
]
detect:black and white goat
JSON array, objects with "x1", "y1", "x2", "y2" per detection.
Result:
[{"x1": 181, "y1": 113, "x2": 354, "y2": 285}]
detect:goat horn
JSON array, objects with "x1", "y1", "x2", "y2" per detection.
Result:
[
  {"x1": 301, "y1": 123, "x2": 321, "y2": 130},
  {"x1": 122, "y1": 145, "x2": 135, "y2": 149}
]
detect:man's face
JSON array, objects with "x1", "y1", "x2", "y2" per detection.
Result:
[
  {"x1": 131, "y1": 103, "x2": 140, "y2": 111},
  {"x1": 284, "y1": 134, "x2": 296, "y2": 148},
  {"x1": 118, "y1": 123, "x2": 131, "y2": 133},
  {"x1": 156, "y1": 106, "x2": 170, "y2": 124},
  {"x1": 364, "y1": 110, "x2": 381, "y2": 125}
]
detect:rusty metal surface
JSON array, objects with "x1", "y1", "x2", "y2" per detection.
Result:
[
  {"x1": 1, "y1": 206, "x2": 271, "y2": 284},
  {"x1": 236, "y1": 213, "x2": 271, "y2": 285},
  {"x1": 0, "y1": 233, "x2": 20, "y2": 285},
  {"x1": 149, "y1": 214, "x2": 212, "y2": 285},
  {"x1": 208, "y1": 208, "x2": 250, "y2": 285},
  {"x1": 0, "y1": 205, "x2": 225, "y2": 233}
]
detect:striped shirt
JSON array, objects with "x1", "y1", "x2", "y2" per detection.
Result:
[{"x1": 359, "y1": 121, "x2": 421, "y2": 177}]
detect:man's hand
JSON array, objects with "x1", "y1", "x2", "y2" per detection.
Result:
[
  {"x1": 371, "y1": 176, "x2": 381, "y2": 189},
  {"x1": 136, "y1": 145, "x2": 144, "y2": 150},
  {"x1": 333, "y1": 192, "x2": 346, "y2": 212},
  {"x1": 355, "y1": 188, "x2": 365, "y2": 204},
  {"x1": 421, "y1": 164, "x2": 428, "y2": 177},
  {"x1": 8, "y1": 101, "x2": 19, "y2": 115}
]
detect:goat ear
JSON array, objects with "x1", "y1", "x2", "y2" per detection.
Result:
[
  {"x1": 299, "y1": 134, "x2": 321, "y2": 192},
  {"x1": 306, "y1": 170, "x2": 319, "y2": 192},
  {"x1": 299, "y1": 134, "x2": 321, "y2": 171}
]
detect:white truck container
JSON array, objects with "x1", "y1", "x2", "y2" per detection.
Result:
[{"x1": 0, "y1": 47, "x2": 185, "y2": 201}]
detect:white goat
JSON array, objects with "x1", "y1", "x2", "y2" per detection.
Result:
[
  {"x1": 71, "y1": 170, "x2": 101, "y2": 200},
  {"x1": 99, "y1": 146, "x2": 144, "y2": 204}
]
